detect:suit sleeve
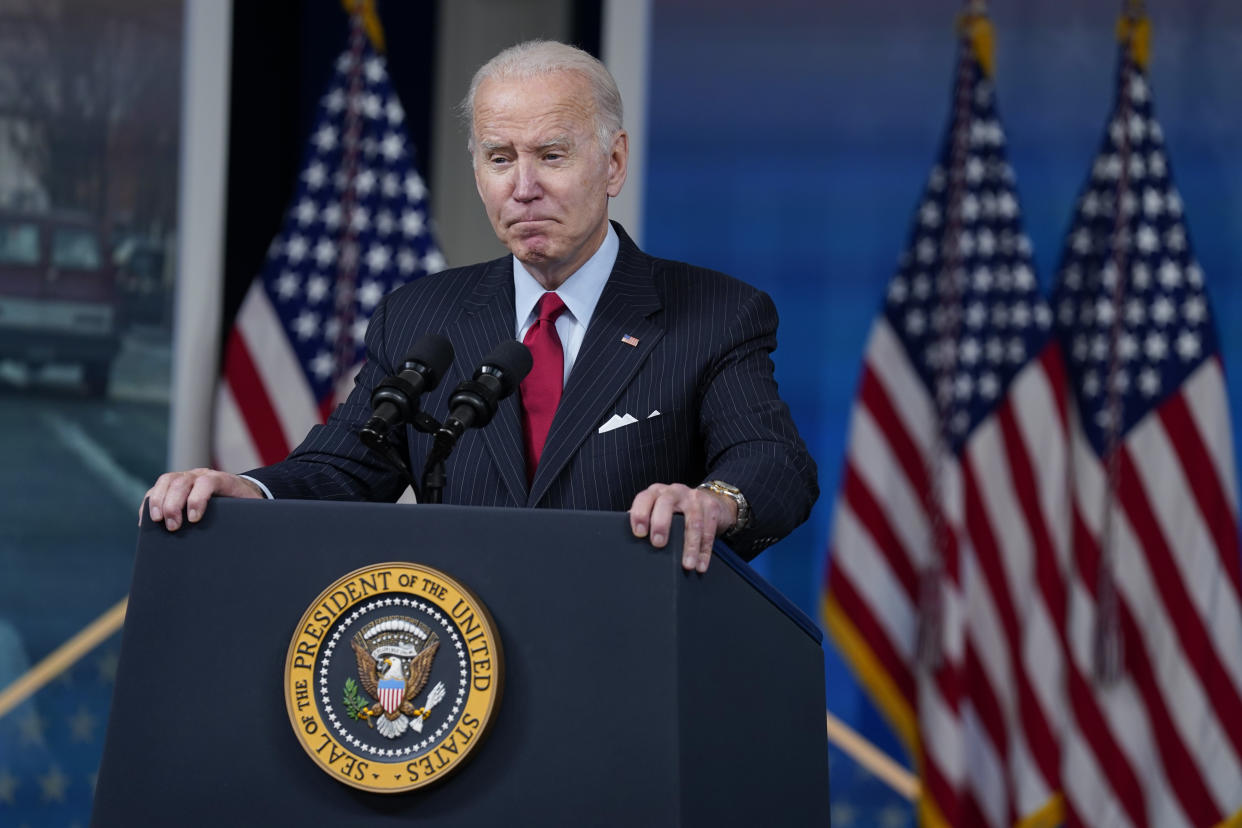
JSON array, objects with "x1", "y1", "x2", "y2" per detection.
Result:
[
  {"x1": 243, "y1": 295, "x2": 413, "y2": 502},
  {"x1": 696, "y1": 289, "x2": 819, "y2": 559}
]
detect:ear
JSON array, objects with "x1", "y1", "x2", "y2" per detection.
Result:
[{"x1": 606, "y1": 129, "x2": 629, "y2": 198}]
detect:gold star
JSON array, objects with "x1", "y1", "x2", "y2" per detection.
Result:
[
  {"x1": 68, "y1": 705, "x2": 96, "y2": 743},
  {"x1": 39, "y1": 764, "x2": 69, "y2": 803},
  {"x1": 96, "y1": 650, "x2": 120, "y2": 684},
  {"x1": 0, "y1": 767, "x2": 18, "y2": 804},
  {"x1": 17, "y1": 711, "x2": 44, "y2": 746}
]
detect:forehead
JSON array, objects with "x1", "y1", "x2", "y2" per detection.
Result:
[{"x1": 471, "y1": 71, "x2": 596, "y2": 143}]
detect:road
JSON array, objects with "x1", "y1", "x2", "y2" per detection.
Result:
[{"x1": 0, "y1": 331, "x2": 170, "y2": 671}]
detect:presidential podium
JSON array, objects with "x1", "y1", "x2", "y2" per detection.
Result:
[{"x1": 93, "y1": 500, "x2": 829, "y2": 826}]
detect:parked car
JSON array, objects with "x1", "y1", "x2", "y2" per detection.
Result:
[{"x1": 0, "y1": 210, "x2": 119, "y2": 395}]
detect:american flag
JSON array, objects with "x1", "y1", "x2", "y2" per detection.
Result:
[
  {"x1": 213, "y1": 16, "x2": 444, "y2": 471},
  {"x1": 1051, "y1": 20, "x2": 1242, "y2": 827},
  {"x1": 822, "y1": 16, "x2": 1071, "y2": 827}
]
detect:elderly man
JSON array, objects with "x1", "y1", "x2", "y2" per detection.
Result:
[{"x1": 144, "y1": 40, "x2": 817, "y2": 572}]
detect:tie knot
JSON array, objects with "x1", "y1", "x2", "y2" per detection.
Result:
[{"x1": 535, "y1": 292, "x2": 567, "y2": 324}]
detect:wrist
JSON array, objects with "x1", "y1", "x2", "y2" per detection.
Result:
[{"x1": 697, "y1": 480, "x2": 750, "y2": 536}]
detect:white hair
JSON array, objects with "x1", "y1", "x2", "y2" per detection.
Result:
[{"x1": 461, "y1": 40, "x2": 624, "y2": 155}]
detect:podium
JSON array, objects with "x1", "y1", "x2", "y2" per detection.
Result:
[{"x1": 93, "y1": 500, "x2": 828, "y2": 826}]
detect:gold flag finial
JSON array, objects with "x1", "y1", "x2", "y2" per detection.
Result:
[
  {"x1": 956, "y1": 5, "x2": 995, "y2": 78},
  {"x1": 1117, "y1": 1, "x2": 1150, "y2": 70},
  {"x1": 341, "y1": 0, "x2": 386, "y2": 53}
]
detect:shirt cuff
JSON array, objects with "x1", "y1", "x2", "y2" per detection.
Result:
[{"x1": 239, "y1": 474, "x2": 273, "y2": 500}]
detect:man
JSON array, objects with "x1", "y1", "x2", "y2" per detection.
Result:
[{"x1": 144, "y1": 40, "x2": 817, "y2": 572}]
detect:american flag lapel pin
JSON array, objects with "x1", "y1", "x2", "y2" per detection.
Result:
[{"x1": 620, "y1": 334, "x2": 640, "y2": 347}]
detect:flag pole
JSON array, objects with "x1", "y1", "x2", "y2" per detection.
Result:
[{"x1": 0, "y1": 598, "x2": 128, "y2": 720}]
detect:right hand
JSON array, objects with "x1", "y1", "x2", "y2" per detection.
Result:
[{"x1": 140, "y1": 468, "x2": 263, "y2": 531}]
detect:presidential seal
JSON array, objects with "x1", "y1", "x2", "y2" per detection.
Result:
[{"x1": 284, "y1": 563, "x2": 503, "y2": 793}]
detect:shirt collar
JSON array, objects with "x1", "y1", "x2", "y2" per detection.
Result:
[{"x1": 513, "y1": 223, "x2": 619, "y2": 332}]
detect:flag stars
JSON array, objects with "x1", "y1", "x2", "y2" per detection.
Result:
[
  {"x1": 365, "y1": 244, "x2": 391, "y2": 272},
  {"x1": 307, "y1": 275, "x2": 330, "y2": 304},
  {"x1": 1151, "y1": 296, "x2": 1176, "y2": 326},
  {"x1": 355, "y1": 168, "x2": 377, "y2": 196},
  {"x1": 313, "y1": 124, "x2": 338, "y2": 152},
  {"x1": 303, "y1": 162, "x2": 328, "y2": 190},
  {"x1": 386, "y1": 99, "x2": 404, "y2": 124},
  {"x1": 358, "y1": 280, "x2": 384, "y2": 310},
  {"x1": 1082, "y1": 369, "x2": 1101, "y2": 397},
  {"x1": 1143, "y1": 187, "x2": 1163, "y2": 217},
  {"x1": 1157, "y1": 259, "x2": 1181, "y2": 289},
  {"x1": 912, "y1": 273, "x2": 932, "y2": 299},
  {"x1": 1149, "y1": 151, "x2": 1167, "y2": 178},
  {"x1": 1132, "y1": 261, "x2": 1151, "y2": 290},
  {"x1": 916, "y1": 238, "x2": 937, "y2": 264},
  {"x1": 1136, "y1": 224, "x2": 1158, "y2": 254},
  {"x1": 979, "y1": 371, "x2": 1000, "y2": 400},
  {"x1": 381, "y1": 131, "x2": 405, "y2": 161},
  {"x1": 887, "y1": 276, "x2": 908, "y2": 304},
  {"x1": 967, "y1": 300, "x2": 987, "y2": 329},
  {"x1": 322, "y1": 202, "x2": 342, "y2": 230},
  {"x1": 68, "y1": 705, "x2": 97, "y2": 743},
  {"x1": 905, "y1": 308, "x2": 927, "y2": 336},
  {"x1": 39, "y1": 765, "x2": 69, "y2": 803},
  {"x1": 1183, "y1": 296, "x2": 1206, "y2": 325},
  {"x1": 1095, "y1": 296, "x2": 1116, "y2": 326},
  {"x1": 401, "y1": 209, "x2": 425, "y2": 238},
  {"x1": 364, "y1": 56, "x2": 384, "y2": 82},
  {"x1": 274, "y1": 271, "x2": 300, "y2": 300},
  {"x1": 960, "y1": 193, "x2": 980, "y2": 223},
  {"x1": 285, "y1": 235, "x2": 309, "y2": 263},
  {"x1": 1139, "y1": 367, "x2": 1161, "y2": 396},
  {"x1": 293, "y1": 311, "x2": 320, "y2": 340},
  {"x1": 1145, "y1": 332, "x2": 1169, "y2": 361},
  {"x1": 1176, "y1": 330, "x2": 1201, "y2": 361},
  {"x1": 919, "y1": 201, "x2": 941, "y2": 227},
  {"x1": 323, "y1": 87, "x2": 346, "y2": 113},
  {"x1": 965, "y1": 157, "x2": 985, "y2": 184},
  {"x1": 295, "y1": 198, "x2": 318, "y2": 226},
  {"x1": 397, "y1": 249, "x2": 418, "y2": 274},
  {"x1": 314, "y1": 238, "x2": 336, "y2": 268},
  {"x1": 404, "y1": 173, "x2": 427, "y2": 201},
  {"x1": 1118, "y1": 332, "x2": 1139, "y2": 362},
  {"x1": 350, "y1": 207, "x2": 371, "y2": 233},
  {"x1": 361, "y1": 92, "x2": 382, "y2": 119}
]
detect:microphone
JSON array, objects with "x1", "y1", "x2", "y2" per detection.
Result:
[
  {"x1": 359, "y1": 333, "x2": 454, "y2": 450},
  {"x1": 436, "y1": 340, "x2": 532, "y2": 451}
]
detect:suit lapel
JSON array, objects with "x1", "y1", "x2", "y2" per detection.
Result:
[
  {"x1": 528, "y1": 226, "x2": 664, "y2": 505},
  {"x1": 444, "y1": 256, "x2": 527, "y2": 506}
]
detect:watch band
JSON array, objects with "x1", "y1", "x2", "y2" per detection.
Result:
[{"x1": 697, "y1": 479, "x2": 751, "y2": 536}]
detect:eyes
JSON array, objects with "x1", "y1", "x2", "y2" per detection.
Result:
[{"x1": 483, "y1": 148, "x2": 570, "y2": 167}]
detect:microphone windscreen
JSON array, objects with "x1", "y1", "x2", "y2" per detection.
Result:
[
  {"x1": 481, "y1": 339, "x2": 533, "y2": 396},
  {"x1": 403, "y1": 333, "x2": 455, "y2": 386}
]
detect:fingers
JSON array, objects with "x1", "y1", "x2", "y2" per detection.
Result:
[
  {"x1": 628, "y1": 483, "x2": 729, "y2": 573},
  {"x1": 140, "y1": 469, "x2": 262, "y2": 531}
]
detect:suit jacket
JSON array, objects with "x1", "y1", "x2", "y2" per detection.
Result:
[{"x1": 249, "y1": 223, "x2": 818, "y2": 559}]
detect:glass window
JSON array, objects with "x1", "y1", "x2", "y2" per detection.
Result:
[
  {"x1": 51, "y1": 226, "x2": 102, "y2": 269},
  {"x1": 0, "y1": 221, "x2": 41, "y2": 265}
]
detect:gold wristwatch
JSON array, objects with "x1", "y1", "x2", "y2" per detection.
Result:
[{"x1": 697, "y1": 480, "x2": 751, "y2": 536}]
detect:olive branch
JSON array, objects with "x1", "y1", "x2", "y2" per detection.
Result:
[{"x1": 342, "y1": 677, "x2": 370, "y2": 720}]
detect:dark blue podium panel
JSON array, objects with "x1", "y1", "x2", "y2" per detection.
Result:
[{"x1": 94, "y1": 500, "x2": 827, "y2": 826}]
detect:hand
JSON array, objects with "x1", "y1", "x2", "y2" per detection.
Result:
[
  {"x1": 140, "y1": 468, "x2": 264, "y2": 531},
  {"x1": 628, "y1": 482, "x2": 738, "y2": 573}
]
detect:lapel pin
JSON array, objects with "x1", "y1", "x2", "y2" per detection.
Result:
[{"x1": 620, "y1": 334, "x2": 639, "y2": 347}]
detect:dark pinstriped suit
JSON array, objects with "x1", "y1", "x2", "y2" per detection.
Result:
[{"x1": 249, "y1": 223, "x2": 817, "y2": 559}]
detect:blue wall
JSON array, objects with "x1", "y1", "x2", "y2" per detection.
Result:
[{"x1": 644, "y1": 0, "x2": 1242, "y2": 781}]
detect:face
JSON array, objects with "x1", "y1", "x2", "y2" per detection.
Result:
[{"x1": 471, "y1": 70, "x2": 628, "y2": 289}]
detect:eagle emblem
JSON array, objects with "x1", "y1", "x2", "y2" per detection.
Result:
[{"x1": 346, "y1": 615, "x2": 445, "y2": 740}]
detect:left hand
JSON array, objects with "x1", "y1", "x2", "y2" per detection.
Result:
[{"x1": 628, "y1": 483, "x2": 738, "y2": 573}]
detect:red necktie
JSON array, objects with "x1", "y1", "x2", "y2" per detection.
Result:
[{"x1": 520, "y1": 292, "x2": 568, "y2": 482}]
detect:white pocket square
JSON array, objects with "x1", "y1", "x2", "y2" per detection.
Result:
[{"x1": 598, "y1": 413, "x2": 638, "y2": 434}]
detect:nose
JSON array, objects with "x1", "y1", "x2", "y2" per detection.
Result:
[{"x1": 511, "y1": 156, "x2": 542, "y2": 202}]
